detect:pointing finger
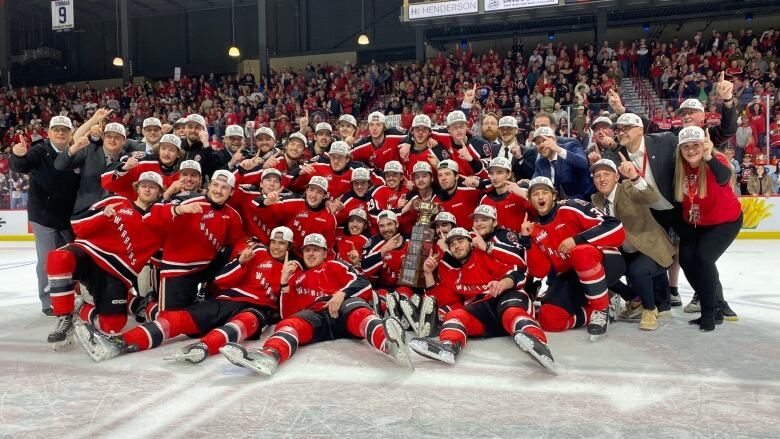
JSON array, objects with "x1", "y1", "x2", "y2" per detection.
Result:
[{"x1": 618, "y1": 151, "x2": 629, "y2": 162}]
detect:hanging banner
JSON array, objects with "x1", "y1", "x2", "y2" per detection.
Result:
[
  {"x1": 484, "y1": 0, "x2": 558, "y2": 12},
  {"x1": 51, "y1": 0, "x2": 75, "y2": 31}
]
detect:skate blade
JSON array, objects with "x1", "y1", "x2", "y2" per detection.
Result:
[
  {"x1": 74, "y1": 326, "x2": 107, "y2": 362},
  {"x1": 51, "y1": 336, "x2": 74, "y2": 352},
  {"x1": 384, "y1": 319, "x2": 414, "y2": 370},
  {"x1": 163, "y1": 351, "x2": 205, "y2": 364},
  {"x1": 399, "y1": 302, "x2": 420, "y2": 337},
  {"x1": 416, "y1": 298, "x2": 435, "y2": 337},
  {"x1": 219, "y1": 345, "x2": 275, "y2": 376},
  {"x1": 513, "y1": 333, "x2": 558, "y2": 375},
  {"x1": 408, "y1": 339, "x2": 455, "y2": 364}
]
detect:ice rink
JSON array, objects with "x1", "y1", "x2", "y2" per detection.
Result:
[{"x1": 1, "y1": 240, "x2": 779, "y2": 438}]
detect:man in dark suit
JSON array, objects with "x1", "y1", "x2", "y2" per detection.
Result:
[
  {"x1": 614, "y1": 112, "x2": 736, "y2": 319},
  {"x1": 531, "y1": 126, "x2": 592, "y2": 200}
]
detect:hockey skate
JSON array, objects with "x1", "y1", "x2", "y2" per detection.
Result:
[
  {"x1": 48, "y1": 314, "x2": 75, "y2": 351},
  {"x1": 513, "y1": 331, "x2": 558, "y2": 374},
  {"x1": 47, "y1": 296, "x2": 85, "y2": 351},
  {"x1": 74, "y1": 323, "x2": 127, "y2": 362},
  {"x1": 587, "y1": 309, "x2": 609, "y2": 342},
  {"x1": 382, "y1": 317, "x2": 414, "y2": 370},
  {"x1": 402, "y1": 295, "x2": 438, "y2": 338},
  {"x1": 408, "y1": 337, "x2": 460, "y2": 364},
  {"x1": 164, "y1": 342, "x2": 209, "y2": 364},
  {"x1": 683, "y1": 294, "x2": 700, "y2": 313},
  {"x1": 219, "y1": 343, "x2": 279, "y2": 377},
  {"x1": 132, "y1": 292, "x2": 157, "y2": 323},
  {"x1": 384, "y1": 292, "x2": 409, "y2": 330}
]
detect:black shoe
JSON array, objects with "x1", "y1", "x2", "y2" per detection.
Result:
[
  {"x1": 698, "y1": 315, "x2": 716, "y2": 332},
  {"x1": 719, "y1": 302, "x2": 738, "y2": 321},
  {"x1": 41, "y1": 308, "x2": 55, "y2": 317},
  {"x1": 669, "y1": 287, "x2": 682, "y2": 307},
  {"x1": 688, "y1": 315, "x2": 723, "y2": 326},
  {"x1": 47, "y1": 314, "x2": 75, "y2": 343}
]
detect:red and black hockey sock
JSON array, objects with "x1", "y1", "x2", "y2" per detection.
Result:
[
  {"x1": 201, "y1": 312, "x2": 263, "y2": 355},
  {"x1": 122, "y1": 310, "x2": 199, "y2": 351},
  {"x1": 501, "y1": 307, "x2": 547, "y2": 344},
  {"x1": 394, "y1": 286, "x2": 414, "y2": 300},
  {"x1": 437, "y1": 303, "x2": 463, "y2": 322},
  {"x1": 263, "y1": 317, "x2": 313, "y2": 364},
  {"x1": 375, "y1": 288, "x2": 390, "y2": 313},
  {"x1": 570, "y1": 245, "x2": 609, "y2": 311},
  {"x1": 47, "y1": 249, "x2": 76, "y2": 316},
  {"x1": 79, "y1": 303, "x2": 127, "y2": 334},
  {"x1": 127, "y1": 291, "x2": 142, "y2": 315},
  {"x1": 537, "y1": 303, "x2": 588, "y2": 331},
  {"x1": 439, "y1": 309, "x2": 485, "y2": 347},
  {"x1": 346, "y1": 307, "x2": 385, "y2": 352}
]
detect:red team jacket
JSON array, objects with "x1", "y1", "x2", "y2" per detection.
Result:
[
  {"x1": 252, "y1": 196, "x2": 337, "y2": 257},
  {"x1": 281, "y1": 260, "x2": 373, "y2": 318},
  {"x1": 101, "y1": 154, "x2": 180, "y2": 200},
  {"x1": 432, "y1": 186, "x2": 483, "y2": 229},
  {"x1": 479, "y1": 191, "x2": 535, "y2": 234},
  {"x1": 525, "y1": 199, "x2": 625, "y2": 278},
  {"x1": 213, "y1": 246, "x2": 302, "y2": 309},
  {"x1": 350, "y1": 134, "x2": 406, "y2": 170},
  {"x1": 144, "y1": 195, "x2": 245, "y2": 276},
  {"x1": 70, "y1": 195, "x2": 163, "y2": 288},
  {"x1": 360, "y1": 235, "x2": 410, "y2": 288}
]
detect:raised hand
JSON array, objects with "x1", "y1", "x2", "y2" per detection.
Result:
[
  {"x1": 280, "y1": 259, "x2": 298, "y2": 284},
  {"x1": 93, "y1": 108, "x2": 113, "y2": 121},
  {"x1": 702, "y1": 129, "x2": 713, "y2": 161},
  {"x1": 11, "y1": 136, "x2": 28, "y2": 157},
  {"x1": 588, "y1": 145, "x2": 602, "y2": 165},
  {"x1": 177, "y1": 202, "x2": 210, "y2": 215},
  {"x1": 457, "y1": 147, "x2": 473, "y2": 162},
  {"x1": 617, "y1": 151, "x2": 639, "y2": 180},
  {"x1": 69, "y1": 135, "x2": 91, "y2": 155},
  {"x1": 422, "y1": 247, "x2": 438, "y2": 274},
  {"x1": 471, "y1": 228, "x2": 487, "y2": 251},
  {"x1": 399, "y1": 143, "x2": 411, "y2": 161},
  {"x1": 520, "y1": 213, "x2": 533, "y2": 236},
  {"x1": 161, "y1": 123, "x2": 173, "y2": 134},
  {"x1": 264, "y1": 191, "x2": 281, "y2": 206},
  {"x1": 716, "y1": 70, "x2": 734, "y2": 100},
  {"x1": 238, "y1": 246, "x2": 256, "y2": 264},
  {"x1": 122, "y1": 155, "x2": 140, "y2": 171},
  {"x1": 463, "y1": 83, "x2": 477, "y2": 104},
  {"x1": 380, "y1": 234, "x2": 403, "y2": 254}
]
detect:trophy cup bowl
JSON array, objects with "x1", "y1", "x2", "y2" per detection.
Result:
[{"x1": 398, "y1": 200, "x2": 440, "y2": 288}]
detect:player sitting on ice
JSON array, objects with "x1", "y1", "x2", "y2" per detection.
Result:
[
  {"x1": 46, "y1": 172, "x2": 169, "y2": 350},
  {"x1": 408, "y1": 228, "x2": 556, "y2": 373},
  {"x1": 523, "y1": 177, "x2": 626, "y2": 341},
  {"x1": 73, "y1": 227, "x2": 297, "y2": 363},
  {"x1": 219, "y1": 233, "x2": 413, "y2": 376}
]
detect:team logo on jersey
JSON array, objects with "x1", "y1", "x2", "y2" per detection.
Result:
[
  {"x1": 506, "y1": 231, "x2": 518, "y2": 244},
  {"x1": 194, "y1": 154, "x2": 201, "y2": 161},
  {"x1": 536, "y1": 230, "x2": 548, "y2": 242},
  {"x1": 131, "y1": 151, "x2": 146, "y2": 159},
  {"x1": 298, "y1": 212, "x2": 309, "y2": 219},
  {"x1": 118, "y1": 208, "x2": 134, "y2": 216},
  {"x1": 483, "y1": 145, "x2": 491, "y2": 157},
  {"x1": 555, "y1": 224, "x2": 566, "y2": 230},
  {"x1": 442, "y1": 150, "x2": 450, "y2": 159},
  {"x1": 202, "y1": 211, "x2": 215, "y2": 220},
  {"x1": 258, "y1": 262, "x2": 273, "y2": 269}
]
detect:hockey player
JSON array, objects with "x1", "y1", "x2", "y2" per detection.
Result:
[
  {"x1": 336, "y1": 114, "x2": 359, "y2": 146},
  {"x1": 431, "y1": 160, "x2": 482, "y2": 229},
  {"x1": 253, "y1": 175, "x2": 337, "y2": 257},
  {"x1": 46, "y1": 172, "x2": 170, "y2": 348},
  {"x1": 162, "y1": 160, "x2": 204, "y2": 201},
  {"x1": 397, "y1": 161, "x2": 437, "y2": 236},
  {"x1": 336, "y1": 208, "x2": 371, "y2": 266},
  {"x1": 219, "y1": 233, "x2": 413, "y2": 376},
  {"x1": 350, "y1": 112, "x2": 406, "y2": 170},
  {"x1": 102, "y1": 134, "x2": 183, "y2": 199},
  {"x1": 398, "y1": 114, "x2": 443, "y2": 179},
  {"x1": 408, "y1": 228, "x2": 556, "y2": 372},
  {"x1": 74, "y1": 226, "x2": 298, "y2": 363},
  {"x1": 288, "y1": 141, "x2": 379, "y2": 198},
  {"x1": 468, "y1": 205, "x2": 526, "y2": 267},
  {"x1": 431, "y1": 110, "x2": 488, "y2": 178},
  {"x1": 479, "y1": 156, "x2": 535, "y2": 234},
  {"x1": 305, "y1": 122, "x2": 333, "y2": 161},
  {"x1": 229, "y1": 168, "x2": 292, "y2": 245},
  {"x1": 144, "y1": 170, "x2": 245, "y2": 311},
  {"x1": 236, "y1": 131, "x2": 301, "y2": 186},
  {"x1": 523, "y1": 177, "x2": 626, "y2": 341}
]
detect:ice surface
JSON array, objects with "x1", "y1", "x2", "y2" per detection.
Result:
[{"x1": 1, "y1": 241, "x2": 779, "y2": 438}]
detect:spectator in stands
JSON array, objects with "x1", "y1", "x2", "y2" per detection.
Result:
[{"x1": 748, "y1": 165, "x2": 773, "y2": 196}]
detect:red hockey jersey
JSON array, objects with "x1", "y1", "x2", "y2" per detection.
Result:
[
  {"x1": 350, "y1": 134, "x2": 405, "y2": 170},
  {"x1": 432, "y1": 186, "x2": 483, "y2": 229},
  {"x1": 101, "y1": 155, "x2": 180, "y2": 200},
  {"x1": 360, "y1": 235, "x2": 410, "y2": 288},
  {"x1": 281, "y1": 260, "x2": 372, "y2": 318},
  {"x1": 479, "y1": 190, "x2": 535, "y2": 234},
  {"x1": 144, "y1": 195, "x2": 244, "y2": 275},
  {"x1": 213, "y1": 246, "x2": 302, "y2": 308},
  {"x1": 525, "y1": 199, "x2": 625, "y2": 277},
  {"x1": 70, "y1": 195, "x2": 163, "y2": 288},
  {"x1": 432, "y1": 247, "x2": 525, "y2": 307},
  {"x1": 252, "y1": 196, "x2": 337, "y2": 257}
]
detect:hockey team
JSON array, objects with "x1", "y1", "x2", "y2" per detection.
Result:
[{"x1": 10, "y1": 74, "x2": 744, "y2": 376}]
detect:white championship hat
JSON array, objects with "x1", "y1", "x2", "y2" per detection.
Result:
[
  {"x1": 287, "y1": 132, "x2": 307, "y2": 144},
  {"x1": 338, "y1": 114, "x2": 357, "y2": 127},
  {"x1": 528, "y1": 176, "x2": 555, "y2": 193},
  {"x1": 329, "y1": 141, "x2": 351, "y2": 156},
  {"x1": 433, "y1": 211, "x2": 457, "y2": 225},
  {"x1": 185, "y1": 114, "x2": 207, "y2": 128},
  {"x1": 377, "y1": 210, "x2": 398, "y2": 224},
  {"x1": 160, "y1": 134, "x2": 182, "y2": 149},
  {"x1": 677, "y1": 126, "x2": 706, "y2": 146},
  {"x1": 179, "y1": 160, "x2": 202, "y2": 174},
  {"x1": 589, "y1": 158, "x2": 618, "y2": 174},
  {"x1": 307, "y1": 175, "x2": 329, "y2": 192},
  {"x1": 315, "y1": 122, "x2": 333, "y2": 133},
  {"x1": 412, "y1": 114, "x2": 432, "y2": 129},
  {"x1": 367, "y1": 112, "x2": 386, "y2": 124},
  {"x1": 138, "y1": 171, "x2": 163, "y2": 188},
  {"x1": 142, "y1": 117, "x2": 162, "y2": 129},
  {"x1": 445, "y1": 227, "x2": 472, "y2": 244},
  {"x1": 348, "y1": 208, "x2": 368, "y2": 221},
  {"x1": 384, "y1": 160, "x2": 404, "y2": 174},
  {"x1": 678, "y1": 99, "x2": 706, "y2": 113},
  {"x1": 437, "y1": 159, "x2": 459, "y2": 174},
  {"x1": 498, "y1": 116, "x2": 518, "y2": 129},
  {"x1": 412, "y1": 161, "x2": 433, "y2": 174},
  {"x1": 262, "y1": 168, "x2": 283, "y2": 180},
  {"x1": 104, "y1": 122, "x2": 127, "y2": 137},
  {"x1": 613, "y1": 113, "x2": 644, "y2": 128},
  {"x1": 488, "y1": 157, "x2": 512, "y2": 171},
  {"x1": 48, "y1": 115, "x2": 74, "y2": 131},
  {"x1": 254, "y1": 126, "x2": 276, "y2": 139},
  {"x1": 302, "y1": 233, "x2": 328, "y2": 249},
  {"x1": 531, "y1": 126, "x2": 556, "y2": 140},
  {"x1": 351, "y1": 167, "x2": 371, "y2": 181},
  {"x1": 470, "y1": 204, "x2": 497, "y2": 220},
  {"x1": 446, "y1": 111, "x2": 467, "y2": 126},
  {"x1": 225, "y1": 125, "x2": 245, "y2": 138},
  {"x1": 270, "y1": 226, "x2": 294, "y2": 243},
  {"x1": 590, "y1": 116, "x2": 613, "y2": 129},
  {"x1": 212, "y1": 169, "x2": 236, "y2": 188}
]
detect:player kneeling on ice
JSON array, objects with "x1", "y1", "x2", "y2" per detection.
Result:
[
  {"x1": 523, "y1": 177, "x2": 626, "y2": 341},
  {"x1": 74, "y1": 226, "x2": 297, "y2": 363},
  {"x1": 46, "y1": 171, "x2": 167, "y2": 350},
  {"x1": 408, "y1": 228, "x2": 556, "y2": 373},
  {"x1": 219, "y1": 233, "x2": 413, "y2": 376}
]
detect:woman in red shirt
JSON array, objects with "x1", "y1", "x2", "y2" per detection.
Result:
[{"x1": 674, "y1": 126, "x2": 742, "y2": 331}]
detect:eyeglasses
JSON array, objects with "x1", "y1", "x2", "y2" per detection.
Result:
[
  {"x1": 50, "y1": 126, "x2": 71, "y2": 133},
  {"x1": 614, "y1": 126, "x2": 636, "y2": 134}
]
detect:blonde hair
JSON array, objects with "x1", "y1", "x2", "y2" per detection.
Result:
[{"x1": 674, "y1": 145, "x2": 730, "y2": 201}]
